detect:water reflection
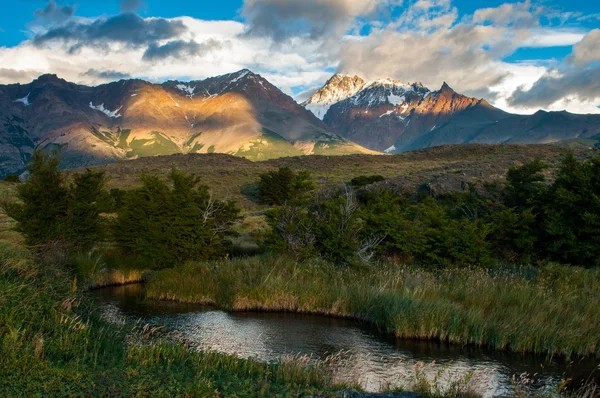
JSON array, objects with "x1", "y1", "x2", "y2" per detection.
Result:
[{"x1": 92, "y1": 284, "x2": 598, "y2": 396}]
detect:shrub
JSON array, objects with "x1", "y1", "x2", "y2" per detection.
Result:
[
  {"x1": 350, "y1": 174, "x2": 385, "y2": 188},
  {"x1": 114, "y1": 169, "x2": 240, "y2": 267},
  {"x1": 2, "y1": 174, "x2": 20, "y2": 183},
  {"x1": 258, "y1": 167, "x2": 314, "y2": 205}
]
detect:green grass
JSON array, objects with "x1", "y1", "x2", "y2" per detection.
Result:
[
  {"x1": 146, "y1": 255, "x2": 600, "y2": 358},
  {"x1": 0, "y1": 241, "x2": 356, "y2": 397},
  {"x1": 233, "y1": 129, "x2": 305, "y2": 161},
  {"x1": 126, "y1": 131, "x2": 181, "y2": 158}
]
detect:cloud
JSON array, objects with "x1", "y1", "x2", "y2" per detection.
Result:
[
  {"x1": 1, "y1": 2, "x2": 599, "y2": 115},
  {"x1": 33, "y1": 13, "x2": 187, "y2": 51},
  {"x1": 0, "y1": 68, "x2": 44, "y2": 84},
  {"x1": 472, "y1": 1, "x2": 539, "y2": 28},
  {"x1": 508, "y1": 30, "x2": 600, "y2": 109},
  {"x1": 241, "y1": 0, "x2": 401, "y2": 41},
  {"x1": 82, "y1": 68, "x2": 131, "y2": 80},
  {"x1": 335, "y1": 0, "x2": 527, "y2": 95},
  {"x1": 143, "y1": 39, "x2": 225, "y2": 61},
  {"x1": 569, "y1": 29, "x2": 600, "y2": 66},
  {"x1": 508, "y1": 65, "x2": 600, "y2": 109},
  {"x1": 120, "y1": 0, "x2": 145, "y2": 12},
  {"x1": 34, "y1": 1, "x2": 75, "y2": 26}
]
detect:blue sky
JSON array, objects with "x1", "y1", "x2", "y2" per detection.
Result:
[{"x1": 0, "y1": 0, "x2": 598, "y2": 114}]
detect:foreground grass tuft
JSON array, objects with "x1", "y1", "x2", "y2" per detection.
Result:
[
  {"x1": 146, "y1": 256, "x2": 600, "y2": 358},
  {"x1": 0, "y1": 241, "x2": 350, "y2": 397}
]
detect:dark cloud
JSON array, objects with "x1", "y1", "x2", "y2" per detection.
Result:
[
  {"x1": 120, "y1": 0, "x2": 145, "y2": 12},
  {"x1": 33, "y1": 13, "x2": 187, "y2": 50},
  {"x1": 508, "y1": 65, "x2": 600, "y2": 108},
  {"x1": 508, "y1": 29, "x2": 600, "y2": 108},
  {"x1": 142, "y1": 39, "x2": 223, "y2": 61},
  {"x1": 241, "y1": 0, "x2": 392, "y2": 41},
  {"x1": 34, "y1": 1, "x2": 75, "y2": 25},
  {"x1": 82, "y1": 68, "x2": 131, "y2": 80}
]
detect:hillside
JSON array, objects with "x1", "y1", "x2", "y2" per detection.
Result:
[
  {"x1": 83, "y1": 144, "x2": 594, "y2": 211},
  {"x1": 0, "y1": 70, "x2": 374, "y2": 178}
]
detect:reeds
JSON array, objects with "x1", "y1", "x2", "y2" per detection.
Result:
[
  {"x1": 0, "y1": 242, "x2": 345, "y2": 396},
  {"x1": 146, "y1": 255, "x2": 600, "y2": 358}
]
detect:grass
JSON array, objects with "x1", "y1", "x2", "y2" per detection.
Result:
[
  {"x1": 0, "y1": 240, "x2": 362, "y2": 397},
  {"x1": 146, "y1": 255, "x2": 600, "y2": 359},
  {"x1": 78, "y1": 143, "x2": 594, "y2": 211}
]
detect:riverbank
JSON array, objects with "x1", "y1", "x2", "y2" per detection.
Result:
[
  {"x1": 145, "y1": 255, "x2": 600, "y2": 359},
  {"x1": 0, "y1": 241, "x2": 357, "y2": 397}
]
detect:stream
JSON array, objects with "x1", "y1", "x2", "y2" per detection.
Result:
[{"x1": 91, "y1": 284, "x2": 598, "y2": 397}]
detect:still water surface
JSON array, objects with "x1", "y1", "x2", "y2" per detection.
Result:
[{"x1": 92, "y1": 284, "x2": 598, "y2": 397}]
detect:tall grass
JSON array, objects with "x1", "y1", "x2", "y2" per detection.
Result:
[
  {"x1": 0, "y1": 241, "x2": 349, "y2": 397},
  {"x1": 146, "y1": 255, "x2": 600, "y2": 358}
]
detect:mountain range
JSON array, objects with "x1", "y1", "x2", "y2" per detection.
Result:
[
  {"x1": 302, "y1": 74, "x2": 600, "y2": 153},
  {"x1": 0, "y1": 69, "x2": 599, "y2": 177},
  {"x1": 0, "y1": 70, "x2": 373, "y2": 177}
]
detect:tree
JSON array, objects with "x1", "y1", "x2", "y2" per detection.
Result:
[
  {"x1": 544, "y1": 154, "x2": 600, "y2": 266},
  {"x1": 2, "y1": 150, "x2": 108, "y2": 250},
  {"x1": 3, "y1": 149, "x2": 69, "y2": 246},
  {"x1": 66, "y1": 169, "x2": 107, "y2": 250},
  {"x1": 114, "y1": 169, "x2": 240, "y2": 267},
  {"x1": 258, "y1": 167, "x2": 314, "y2": 205},
  {"x1": 505, "y1": 159, "x2": 547, "y2": 208}
]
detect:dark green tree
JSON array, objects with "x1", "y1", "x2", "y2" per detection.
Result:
[
  {"x1": 505, "y1": 159, "x2": 548, "y2": 208},
  {"x1": 114, "y1": 169, "x2": 240, "y2": 267},
  {"x1": 544, "y1": 154, "x2": 600, "y2": 266},
  {"x1": 3, "y1": 149, "x2": 69, "y2": 246},
  {"x1": 258, "y1": 167, "x2": 314, "y2": 205},
  {"x1": 65, "y1": 169, "x2": 107, "y2": 250}
]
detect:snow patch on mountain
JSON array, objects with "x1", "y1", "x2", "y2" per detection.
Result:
[
  {"x1": 388, "y1": 94, "x2": 405, "y2": 106},
  {"x1": 384, "y1": 145, "x2": 396, "y2": 153},
  {"x1": 305, "y1": 103, "x2": 332, "y2": 120},
  {"x1": 14, "y1": 93, "x2": 30, "y2": 106},
  {"x1": 89, "y1": 102, "x2": 122, "y2": 118},
  {"x1": 176, "y1": 84, "x2": 196, "y2": 97}
]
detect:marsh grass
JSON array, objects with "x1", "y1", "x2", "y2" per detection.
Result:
[
  {"x1": 146, "y1": 255, "x2": 600, "y2": 358},
  {"x1": 0, "y1": 241, "x2": 349, "y2": 397}
]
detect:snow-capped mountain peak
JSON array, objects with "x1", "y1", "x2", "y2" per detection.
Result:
[
  {"x1": 302, "y1": 74, "x2": 366, "y2": 120},
  {"x1": 303, "y1": 74, "x2": 431, "y2": 120}
]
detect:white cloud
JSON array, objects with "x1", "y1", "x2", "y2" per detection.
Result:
[{"x1": 0, "y1": 1, "x2": 598, "y2": 115}]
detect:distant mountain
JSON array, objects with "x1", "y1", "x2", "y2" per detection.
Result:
[
  {"x1": 0, "y1": 70, "x2": 374, "y2": 177},
  {"x1": 303, "y1": 74, "x2": 600, "y2": 153}
]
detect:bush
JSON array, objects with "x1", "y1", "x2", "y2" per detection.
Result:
[
  {"x1": 350, "y1": 174, "x2": 385, "y2": 188},
  {"x1": 258, "y1": 167, "x2": 314, "y2": 205},
  {"x1": 2, "y1": 174, "x2": 20, "y2": 183},
  {"x1": 114, "y1": 169, "x2": 240, "y2": 267}
]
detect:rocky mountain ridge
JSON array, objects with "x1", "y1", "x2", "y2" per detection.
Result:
[
  {"x1": 0, "y1": 70, "x2": 373, "y2": 177},
  {"x1": 303, "y1": 74, "x2": 600, "y2": 152}
]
